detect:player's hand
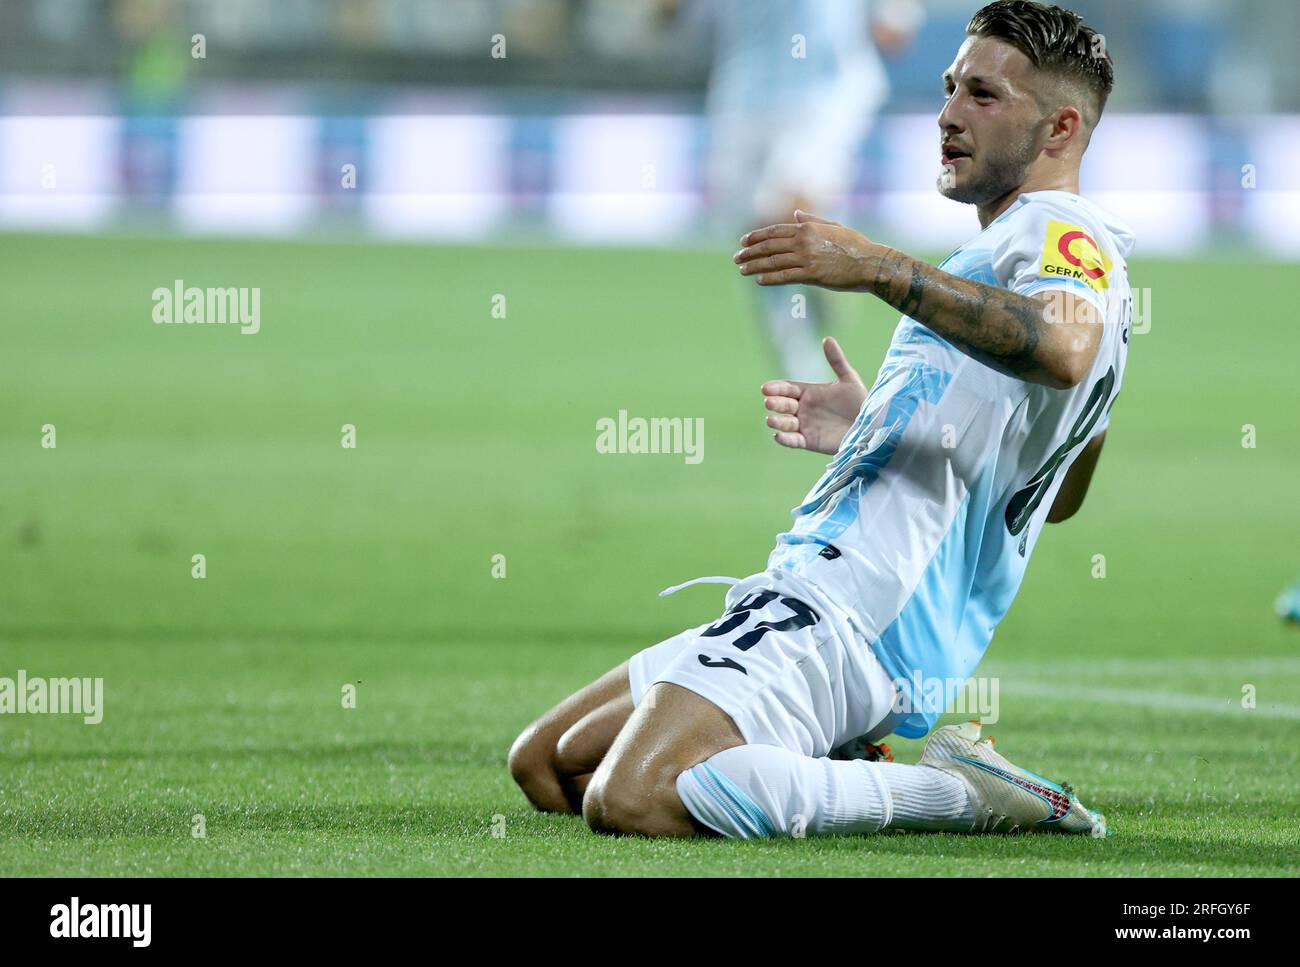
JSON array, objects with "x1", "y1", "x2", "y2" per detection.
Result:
[
  {"x1": 871, "y1": 21, "x2": 913, "y2": 53},
  {"x1": 762, "y1": 337, "x2": 867, "y2": 454},
  {"x1": 735, "y1": 211, "x2": 881, "y2": 291}
]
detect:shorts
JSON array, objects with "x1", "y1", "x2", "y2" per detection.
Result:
[{"x1": 629, "y1": 570, "x2": 900, "y2": 758}]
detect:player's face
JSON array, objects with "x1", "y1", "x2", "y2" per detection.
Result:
[{"x1": 936, "y1": 36, "x2": 1048, "y2": 205}]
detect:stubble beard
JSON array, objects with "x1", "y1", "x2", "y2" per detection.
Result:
[{"x1": 937, "y1": 128, "x2": 1039, "y2": 206}]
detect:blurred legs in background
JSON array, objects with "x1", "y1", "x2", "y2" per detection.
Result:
[{"x1": 702, "y1": 0, "x2": 897, "y2": 381}]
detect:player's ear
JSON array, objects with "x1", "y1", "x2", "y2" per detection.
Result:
[{"x1": 1046, "y1": 104, "x2": 1083, "y2": 151}]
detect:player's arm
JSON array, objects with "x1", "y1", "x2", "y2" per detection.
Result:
[
  {"x1": 1046, "y1": 430, "x2": 1105, "y2": 523},
  {"x1": 734, "y1": 212, "x2": 1101, "y2": 389}
]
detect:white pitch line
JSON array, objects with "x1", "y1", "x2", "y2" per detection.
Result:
[
  {"x1": 1005, "y1": 680, "x2": 1300, "y2": 719},
  {"x1": 986, "y1": 657, "x2": 1300, "y2": 677}
]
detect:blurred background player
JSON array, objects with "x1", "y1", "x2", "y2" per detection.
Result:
[
  {"x1": 1276, "y1": 577, "x2": 1300, "y2": 623},
  {"x1": 660, "y1": 0, "x2": 924, "y2": 380}
]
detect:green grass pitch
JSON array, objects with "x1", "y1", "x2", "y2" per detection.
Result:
[{"x1": 1, "y1": 232, "x2": 1298, "y2": 876}]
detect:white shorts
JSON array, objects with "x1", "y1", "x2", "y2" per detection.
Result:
[{"x1": 628, "y1": 570, "x2": 899, "y2": 758}]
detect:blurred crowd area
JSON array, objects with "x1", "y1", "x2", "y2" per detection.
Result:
[
  {"x1": 1, "y1": 0, "x2": 1298, "y2": 112},
  {"x1": 2, "y1": 0, "x2": 1298, "y2": 253}
]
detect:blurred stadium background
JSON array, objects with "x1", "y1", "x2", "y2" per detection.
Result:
[{"x1": 2, "y1": 0, "x2": 1299, "y2": 253}]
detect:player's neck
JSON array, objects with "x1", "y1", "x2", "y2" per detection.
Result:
[{"x1": 976, "y1": 172, "x2": 1081, "y2": 228}]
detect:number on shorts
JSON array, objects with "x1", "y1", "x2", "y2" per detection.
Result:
[{"x1": 699, "y1": 590, "x2": 820, "y2": 654}]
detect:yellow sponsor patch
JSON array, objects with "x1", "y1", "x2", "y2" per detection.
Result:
[{"x1": 1040, "y1": 219, "x2": 1111, "y2": 292}]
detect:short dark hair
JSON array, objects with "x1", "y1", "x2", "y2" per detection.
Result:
[{"x1": 967, "y1": 1, "x2": 1114, "y2": 127}]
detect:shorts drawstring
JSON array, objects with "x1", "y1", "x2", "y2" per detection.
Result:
[{"x1": 657, "y1": 575, "x2": 742, "y2": 598}]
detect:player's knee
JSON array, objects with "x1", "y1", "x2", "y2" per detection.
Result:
[
  {"x1": 507, "y1": 723, "x2": 557, "y2": 804},
  {"x1": 582, "y1": 776, "x2": 644, "y2": 835},
  {"x1": 582, "y1": 772, "x2": 686, "y2": 837},
  {"x1": 553, "y1": 723, "x2": 592, "y2": 777}
]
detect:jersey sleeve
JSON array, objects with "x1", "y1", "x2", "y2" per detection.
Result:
[{"x1": 990, "y1": 200, "x2": 1111, "y2": 315}]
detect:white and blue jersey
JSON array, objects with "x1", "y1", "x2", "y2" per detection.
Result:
[{"x1": 768, "y1": 190, "x2": 1137, "y2": 738}]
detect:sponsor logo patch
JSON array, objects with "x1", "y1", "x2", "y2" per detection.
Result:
[{"x1": 1040, "y1": 219, "x2": 1110, "y2": 292}]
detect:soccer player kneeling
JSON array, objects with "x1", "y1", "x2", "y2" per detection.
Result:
[{"x1": 510, "y1": 0, "x2": 1129, "y2": 840}]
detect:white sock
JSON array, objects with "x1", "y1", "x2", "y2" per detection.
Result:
[
  {"x1": 677, "y1": 745, "x2": 975, "y2": 839},
  {"x1": 872, "y1": 761, "x2": 976, "y2": 832},
  {"x1": 677, "y1": 744, "x2": 890, "y2": 838}
]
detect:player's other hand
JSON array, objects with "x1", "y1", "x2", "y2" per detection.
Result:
[
  {"x1": 735, "y1": 211, "x2": 880, "y2": 291},
  {"x1": 762, "y1": 337, "x2": 868, "y2": 454}
]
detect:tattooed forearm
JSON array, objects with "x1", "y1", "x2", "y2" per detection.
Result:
[
  {"x1": 898, "y1": 258, "x2": 926, "y2": 320},
  {"x1": 866, "y1": 246, "x2": 1069, "y2": 386}
]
